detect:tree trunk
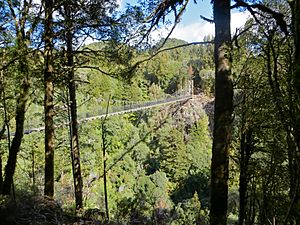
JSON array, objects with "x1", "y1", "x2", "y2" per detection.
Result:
[
  {"x1": 0, "y1": 148, "x2": 3, "y2": 190},
  {"x1": 2, "y1": 29, "x2": 30, "y2": 195},
  {"x1": 286, "y1": 131, "x2": 299, "y2": 224},
  {"x1": 291, "y1": 0, "x2": 300, "y2": 97},
  {"x1": 65, "y1": 4, "x2": 83, "y2": 210},
  {"x1": 0, "y1": 70, "x2": 5, "y2": 192},
  {"x1": 210, "y1": 0, "x2": 233, "y2": 225},
  {"x1": 0, "y1": 153, "x2": 2, "y2": 191},
  {"x1": 289, "y1": 1, "x2": 300, "y2": 224},
  {"x1": 2, "y1": 83, "x2": 29, "y2": 195},
  {"x1": 2, "y1": 61, "x2": 30, "y2": 195},
  {"x1": 44, "y1": 0, "x2": 55, "y2": 197},
  {"x1": 102, "y1": 121, "x2": 109, "y2": 220},
  {"x1": 238, "y1": 130, "x2": 252, "y2": 225}
]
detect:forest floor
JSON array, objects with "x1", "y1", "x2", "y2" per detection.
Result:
[{"x1": 0, "y1": 195, "x2": 114, "y2": 225}]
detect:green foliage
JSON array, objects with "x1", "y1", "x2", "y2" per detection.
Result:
[
  {"x1": 186, "y1": 116, "x2": 212, "y2": 175},
  {"x1": 1, "y1": 2, "x2": 214, "y2": 219},
  {"x1": 172, "y1": 192, "x2": 209, "y2": 225},
  {"x1": 156, "y1": 125, "x2": 189, "y2": 182},
  {"x1": 228, "y1": 1, "x2": 299, "y2": 223}
]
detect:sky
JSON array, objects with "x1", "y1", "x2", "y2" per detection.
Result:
[{"x1": 120, "y1": 0, "x2": 250, "y2": 42}]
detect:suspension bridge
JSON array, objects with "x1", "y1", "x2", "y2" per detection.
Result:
[
  {"x1": 21, "y1": 83, "x2": 194, "y2": 135},
  {"x1": 80, "y1": 93, "x2": 192, "y2": 122}
]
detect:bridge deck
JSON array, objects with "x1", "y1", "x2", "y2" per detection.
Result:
[{"x1": 21, "y1": 94, "x2": 193, "y2": 135}]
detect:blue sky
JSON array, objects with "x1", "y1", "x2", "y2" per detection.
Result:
[
  {"x1": 119, "y1": 0, "x2": 213, "y2": 21},
  {"x1": 178, "y1": 0, "x2": 213, "y2": 26},
  {"x1": 119, "y1": 0, "x2": 250, "y2": 42}
]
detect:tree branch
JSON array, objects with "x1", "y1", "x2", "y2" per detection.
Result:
[{"x1": 232, "y1": 0, "x2": 288, "y2": 35}]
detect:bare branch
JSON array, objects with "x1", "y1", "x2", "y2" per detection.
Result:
[
  {"x1": 233, "y1": 0, "x2": 288, "y2": 35},
  {"x1": 200, "y1": 15, "x2": 214, "y2": 23}
]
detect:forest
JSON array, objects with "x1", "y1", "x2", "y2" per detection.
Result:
[{"x1": 0, "y1": 0, "x2": 300, "y2": 225}]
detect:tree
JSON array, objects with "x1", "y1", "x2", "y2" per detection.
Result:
[
  {"x1": 1, "y1": 0, "x2": 40, "y2": 195},
  {"x1": 289, "y1": 0, "x2": 300, "y2": 97},
  {"x1": 230, "y1": 1, "x2": 300, "y2": 223},
  {"x1": 44, "y1": 0, "x2": 55, "y2": 197},
  {"x1": 237, "y1": 1, "x2": 300, "y2": 222},
  {"x1": 63, "y1": 2, "x2": 83, "y2": 210},
  {"x1": 210, "y1": 1, "x2": 233, "y2": 225},
  {"x1": 289, "y1": 1, "x2": 300, "y2": 222},
  {"x1": 56, "y1": 0, "x2": 118, "y2": 209}
]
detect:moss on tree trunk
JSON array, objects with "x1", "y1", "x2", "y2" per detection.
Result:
[{"x1": 210, "y1": 0, "x2": 233, "y2": 224}]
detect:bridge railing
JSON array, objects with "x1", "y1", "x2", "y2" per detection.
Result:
[
  {"x1": 19, "y1": 90, "x2": 192, "y2": 134},
  {"x1": 77, "y1": 92, "x2": 192, "y2": 120}
]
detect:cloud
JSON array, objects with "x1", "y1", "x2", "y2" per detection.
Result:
[
  {"x1": 166, "y1": 11, "x2": 251, "y2": 42},
  {"x1": 231, "y1": 11, "x2": 251, "y2": 33},
  {"x1": 117, "y1": 0, "x2": 124, "y2": 9},
  {"x1": 170, "y1": 21, "x2": 214, "y2": 42}
]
